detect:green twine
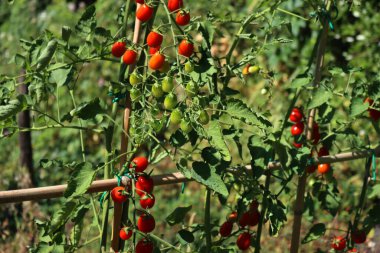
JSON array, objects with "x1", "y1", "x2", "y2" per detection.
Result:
[
  {"x1": 310, "y1": 4, "x2": 338, "y2": 31},
  {"x1": 181, "y1": 182, "x2": 186, "y2": 194},
  {"x1": 99, "y1": 191, "x2": 107, "y2": 208},
  {"x1": 372, "y1": 150, "x2": 377, "y2": 181},
  {"x1": 307, "y1": 157, "x2": 315, "y2": 166},
  {"x1": 116, "y1": 174, "x2": 122, "y2": 186}
]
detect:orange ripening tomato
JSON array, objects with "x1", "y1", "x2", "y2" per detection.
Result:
[
  {"x1": 123, "y1": 50, "x2": 138, "y2": 65},
  {"x1": 149, "y1": 52, "x2": 166, "y2": 70},
  {"x1": 317, "y1": 163, "x2": 330, "y2": 174}
]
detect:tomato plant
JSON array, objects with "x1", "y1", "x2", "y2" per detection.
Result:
[{"x1": 1, "y1": 0, "x2": 380, "y2": 253}]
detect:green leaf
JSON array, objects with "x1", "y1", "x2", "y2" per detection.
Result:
[
  {"x1": 62, "y1": 26, "x2": 72, "y2": 42},
  {"x1": 268, "y1": 199, "x2": 287, "y2": 236},
  {"x1": 70, "y1": 98, "x2": 103, "y2": 120},
  {"x1": 273, "y1": 141, "x2": 289, "y2": 168},
  {"x1": 166, "y1": 206, "x2": 192, "y2": 226},
  {"x1": 94, "y1": 27, "x2": 112, "y2": 39},
  {"x1": 177, "y1": 229, "x2": 195, "y2": 244},
  {"x1": 50, "y1": 200, "x2": 77, "y2": 233},
  {"x1": 291, "y1": 77, "x2": 311, "y2": 89},
  {"x1": 64, "y1": 162, "x2": 97, "y2": 199},
  {"x1": 191, "y1": 162, "x2": 229, "y2": 196},
  {"x1": 51, "y1": 66, "x2": 73, "y2": 87},
  {"x1": 368, "y1": 184, "x2": 380, "y2": 199},
  {"x1": 70, "y1": 204, "x2": 89, "y2": 246},
  {"x1": 169, "y1": 130, "x2": 188, "y2": 147},
  {"x1": 225, "y1": 99, "x2": 272, "y2": 129},
  {"x1": 198, "y1": 21, "x2": 215, "y2": 49},
  {"x1": 207, "y1": 120, "x2": 231, "y2": 161},
  {"x1": 307, "y1": 88, "x2": 332, "y2": 109},
  {"x1": 349, "y1": 97, "x2": 368, "y2": 118},
  {"x1": 36, "y1": 40, "x2": 58, "y2": 71},
  {"x1": 75, "y1": 5, "x2": 96, "y2": 36},
  {"x1": 302, "y1": 223, "x2": 326, "y2": 244},
  {"x1": 0, "y1": 96, "x2": 26, "y2": 121}
]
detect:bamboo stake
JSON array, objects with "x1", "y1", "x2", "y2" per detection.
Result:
[
  {"x1": 0, "y1": 146, "x2": 378, "y2": 205},
  {"x1": 290, "y1": 1, "x2": 331, "y2": 252},
  {"x1": 110, "y1": 2, "x2": 142, "y2": 251}
]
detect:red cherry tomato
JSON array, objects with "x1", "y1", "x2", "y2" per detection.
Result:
[
  {"x1": 176, "y1": 11, "x2": 190, "y2": 26},
  {"x1": 250, "y1": 200, "x2": 259, "y2": 211},
  {"x1": 167, "y1": 0, "x2": 183, "y2": 12},
  {"x1": 310, "y1": 121, "x2": 320, "y2": 144},
  {"x1": 111, "y1": 41, "x2": 126, "y2": 57},
  {"x1": 119, "y1": 227, "x2": 133, "y2": 240},
  {"x1": 178, "y1": 39, "x2": 194, "y2": 57},
  {"x1": 140, "y1": 193, "x2": 155, "y2": 209},
  {"x1": 248, "y1": 210, "x2": 260, "y2": 227},
  {"x1": 219, "y1": 221, "x2": 233, "y2": 237},
  {"x1": 227, "y1": 211, "x2": 238, "y2": 222},
  {"x1": 238, "y1": 212, "x2": 250, "y2": 227},
  {"x1": 130, "y1": 157, "x2": 149, "y2": 172},
  {"x1": 136, "y1": 4, "x2": 154, "y2": 22},
  {"x1": 289, "y1": 108, "x2": 303, "y2": 123},
  {"x1": 317, "y1": 163, "x2": 330, "y2": 174},
  {"x1": 318, "y1": 146, "x2": 329, "y2": 157},
  {"x1": 331, "y1": 236, "x2": 346, "y2": 251},
  {"x1": 348, "y1": 248, "x2": 358, "y2": 253},
  {"x1": 137, "y1": 213, "x2": 156, "y2": 233},
  {"x1": 149, "y1": 52, "x2": 166, "y2": 70},
  {"x1": 123, "y1": 49, "x2": 138, "y2": 65},
  {"x1": 147, "y1": 31, "x2": 163, "y2": 47},
  {"x1": 293, "y1": 141, "x2": 303, "y2": 148},
  {"x1": 111, "y1": 186, "x2": 128, "y2": 203},
  {"x1": 136, "y1": 174, "x2": 154, "y2": 196},
  {"x1": 307, "y1": 165, "x2": 317, "y2": 173},
  {"x1": 291, "y1": 122, "x2": 304, "y2": 136},
  {"x1": 149, "y1": 46, "x2": 160, "y2": 55},
  {"x1": 351, "y1": 230, "x2": 366, "y2": 244},
  {"x1": 136, "y1": 0, "x2": 144, "y2": 3},
  {"x1": 136, "y1": 238, "x2": 154, "y2": 253},
  {"x1": 236, "y1": 232, "x2": 251, "y2": 250}
]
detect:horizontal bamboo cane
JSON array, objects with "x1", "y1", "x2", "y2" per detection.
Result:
[{"x1": 0, "y1": 147, "x2": 378, "y2": 204}]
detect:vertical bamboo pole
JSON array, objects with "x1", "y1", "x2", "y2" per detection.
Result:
[
  {"x1": 110, "y1": 2, "x2": 142, "y2": 251},
  {"x1": 289, "y1": 2, "x2": 331, "y2": 252}
]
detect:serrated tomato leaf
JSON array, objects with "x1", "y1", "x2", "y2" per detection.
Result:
[{"x1": 302, "y1": 223, "x2": 326, "y2": 244}]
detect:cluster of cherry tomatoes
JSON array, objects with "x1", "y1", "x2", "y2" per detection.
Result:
[
  {"x1": 111, "y1": 0, "x2": 209, "y2": 137},
  {"x1": 288, "y1": 107, "x2": 332, "y2": 175},
  {"x1": 110, "y1": 156, "x2": 156, "y2": 253},
  {"x1": 330, "y1": 229, "x2": 366, "y2": 252},
  {"x1": 219, "y1": 201, "x2": 260, "y2": 251}
]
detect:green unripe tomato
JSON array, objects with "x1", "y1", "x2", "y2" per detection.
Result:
[
  {"x1": 162, "y1": 76, "x2": 174, "y2": 93},
  {"x1": 233, "y1": 182, "x2": 244, "y2": 194},
  {"x1": 185, "y1": 81, "x2": 199, "y2": 97},
  {"x1": 198, "y1": 111, "x2": 209, "y2": 125},
  {"x1": 248, "y1": 65, "x2": 260, "y2": 74},
  {"x1": 129, "y1": 72, "x2": 142, "y2": 86},
  {"x1": 151, "y1": 83, "x2": 164, "y2": 98},
  {"x1": 170, "y1": 109, "x2": 182, "y2": 125},
  {"x1": 184, "y1": 61, "x2": 194, "y2": 73},
  {"x1": 164, "y1": 93, "x2": 177, "y2": 110},
  {"x1": 180, "y1": 119, "x2": 192, "y2": 134},
  {"x1": 130, "y1": 88, "x2": 141, "y2": 101}
]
